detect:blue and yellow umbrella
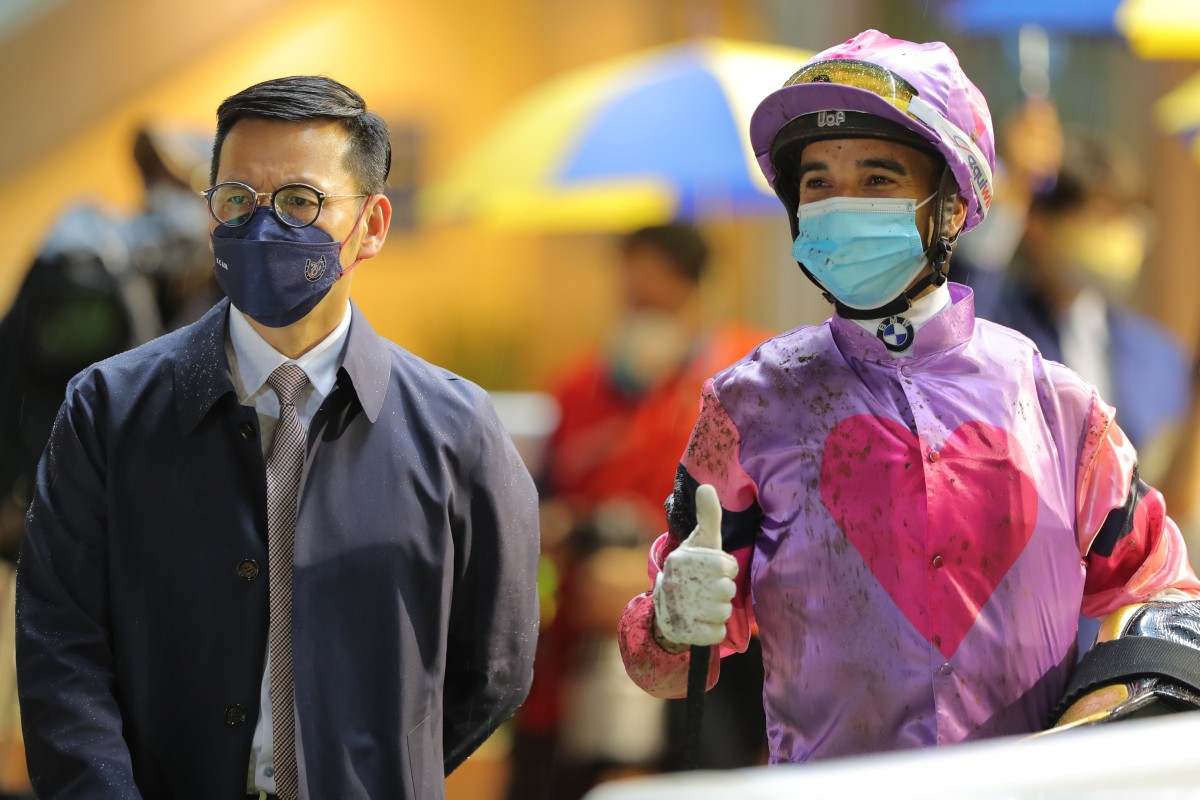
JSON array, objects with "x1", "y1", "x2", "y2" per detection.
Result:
[
  {"x1": 943, "y1": 0, "x2": 1200, "y2": 60},
  {"x1": 419, "y1": 38, "x2": 811, "y2": 232}
]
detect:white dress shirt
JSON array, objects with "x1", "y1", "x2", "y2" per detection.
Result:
[
  {"x1": 1058, "y1": 286, "x2": 1114, "y2": 404},
  {"x1": 225, "y1": 302, "x2": 352, "y2": 794}
]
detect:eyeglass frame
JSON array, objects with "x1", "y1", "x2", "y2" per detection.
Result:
[{"x1": 200, "y1": 181, "x2": 370, "y2": 229}]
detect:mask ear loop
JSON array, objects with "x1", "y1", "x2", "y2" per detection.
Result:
[{"x1": 335, "y1": 195, "x2": 377, "y2": 278}]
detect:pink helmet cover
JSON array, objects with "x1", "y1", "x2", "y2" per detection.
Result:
[{"x1": 749, "y1": 30, "x2": 996, "y2": 232}]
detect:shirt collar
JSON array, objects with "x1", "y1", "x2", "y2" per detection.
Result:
[
  {"x1": 174, "y1": 298, "x2": 391, "y2": 432},
  {"x1": 847, "y1": 283, "x2": 952, "y2": 340},
  {"x1": 1062, "y1": 286, "x2": 1110, "y2": 343},
  {"x1": 227, "y1": 301, "x2": 351, "y2": 403},
  {"x1": 831, "y1": 282, "x2": 977, "y2": 362}
]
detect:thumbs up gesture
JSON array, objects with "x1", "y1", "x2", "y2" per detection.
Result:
[{"x1": 652, "y1": 484, "x2": 738, "y2": 648}]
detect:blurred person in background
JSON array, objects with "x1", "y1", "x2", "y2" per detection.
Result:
[
  {"x1": 0, "y1": 124, "x2": 214, "y2": 562},
  {"x1": 505, "y1": 223, "x2": 766, "y2": 800},
  {"x1": 952, "y1": 97, "x2": 1064, "y2": 310},
  {"x1": 128, "y1": 125, "x2": 226, "y2": 329},
  {"x1": 617, "y1": 29, "x2": 1200, "y2": 767},
  {"x1": 971, "y1": 129, "x2": 1188, "y2": 463},
  {"x1": 0, "y1": 124, "x2": 212, "y2": 799},
  {"x1": 16, "y1": 75, "x2": 539, "y2": 799},
  {"x1": 956, "y1": 114, "x2": 1199, "y2": 580}
]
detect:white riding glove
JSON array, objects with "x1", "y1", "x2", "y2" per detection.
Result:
[{"x1": 652, "y1": 484, "x2": 738, "y2": 648}]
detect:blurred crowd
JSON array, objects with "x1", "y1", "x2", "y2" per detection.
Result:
[
  {"x1": 3, "y1": 94, "x2": 1200, "y2": 798},
  {"x1": 0, "y1": 125, "x2": 218, "y2": 560},
  {"x1": 506, "y1": 224, "x2": 768, "y2": 800}
]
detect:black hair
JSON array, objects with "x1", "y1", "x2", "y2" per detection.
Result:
[
  {"x1": 210, "y1": 76, "x2": 392, "y2": 194},
  {"x1": 620, "y1": 223, "x2": 710, "y2": 284},
  {"x1": 1031, "y1": 131, "x2": 1144, "y2": 215}
]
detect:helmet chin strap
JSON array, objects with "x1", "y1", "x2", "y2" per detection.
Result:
[
  {"x1": 813, "y1": 166, "x2": 959, "y2": 320},
  {"x1": 828, "y1": 262, "x2": 948, "y2": 320}
]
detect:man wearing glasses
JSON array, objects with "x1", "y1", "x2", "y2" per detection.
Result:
[{"x1": 15, "y1": 76, "x2": 540, "y2": 799}]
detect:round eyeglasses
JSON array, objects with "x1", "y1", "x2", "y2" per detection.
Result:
[{"x1": 201, "y1": 182, "x2": 368, "y2": 228}]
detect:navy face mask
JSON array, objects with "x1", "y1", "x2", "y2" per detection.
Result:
[{"x1": 211, "y1": 204, "x2": 366, "y2": 328}]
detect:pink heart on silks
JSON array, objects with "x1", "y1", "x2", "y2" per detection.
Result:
[{"x1": 820, "y1": 415, "x2": 1038, "y2": 660}]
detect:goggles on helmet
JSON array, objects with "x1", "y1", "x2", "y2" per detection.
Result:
[
  {"x1": 780, "y1": 59, "x2": 994, "y2": 217},
  {"x1": 785, "y1": 59, "x2": 920, "y2": 114}
]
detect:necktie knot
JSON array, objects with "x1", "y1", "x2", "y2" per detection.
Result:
[{"x1": 268, "y1": 363, "x2": 309, "y2": 407}]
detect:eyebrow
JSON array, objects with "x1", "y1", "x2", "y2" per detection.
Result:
[
  {"x1": 858, "y1": 157, "x2": 907, "y2": 175},
  {"x1": 797, "y1": 157, "x2": 909, "y2": 178}
]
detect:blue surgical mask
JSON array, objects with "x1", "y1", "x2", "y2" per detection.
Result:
[
  {"x1": 791, "y1": 193, "x2": 935, "y2": 311},
  {"x1": 211, "y1": 205, "x2": 366, "y2": 328}
]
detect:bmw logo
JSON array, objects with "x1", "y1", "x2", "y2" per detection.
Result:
[{"x1": 876, "y1": 315, "x2": 914, "y2": 353}]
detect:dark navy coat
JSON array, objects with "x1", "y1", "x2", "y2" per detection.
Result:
[{"x1": 16, "y1": 299, "x2": 540, "y2": 799}]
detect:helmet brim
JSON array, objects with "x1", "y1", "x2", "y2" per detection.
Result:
[
  {"x1": 769, "y1": 110, "x2": 938, "y2": 167},
  {"x1": 751, "y1": 83, "x2": 936, "y2": 183}
]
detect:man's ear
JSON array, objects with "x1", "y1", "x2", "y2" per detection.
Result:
[
  {"x1": 355, "y1": 194, "x2": 393, "y2": 261},
  {"x1": 950, "y1": 196, "x2": 968, "y2": 238}
]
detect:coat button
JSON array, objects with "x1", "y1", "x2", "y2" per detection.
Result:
[
  {"x1": 238, "y1": 422, "x2": 255, "y2": 441},
  {"x1": 938, "y1": 662, "x2": 953, "y2": 676},
  {"x1": 901, "y1": 365, "x2": 912, "y2": 377},
  {"x1": 931, "y1": 554, "x2": 945, "y2": 569},
  {"x1": 236, "y1": 559, "x2": 260, "y2": 580},
  {"x1": 929, "y1": 450, "x2": 940, "y2": 463},
  {"x1": 224, "y1": 705, "x2": 247, "y2": 726}
]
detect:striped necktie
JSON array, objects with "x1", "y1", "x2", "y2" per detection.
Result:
[{"x1": 265, "y1": 363, "x2": 309, "y2": 799}]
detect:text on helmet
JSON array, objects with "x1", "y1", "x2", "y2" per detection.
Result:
[{"x1": 817, "y1": 111, "x2": 846, "y2": 128}]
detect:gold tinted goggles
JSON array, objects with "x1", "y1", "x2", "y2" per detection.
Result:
[{"x1": 784, "y1": 59, "x2": 920, "y2": 119}]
